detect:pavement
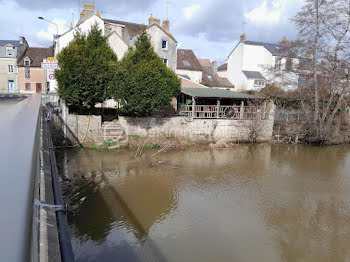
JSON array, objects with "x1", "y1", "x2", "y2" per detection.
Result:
[{"x1": 0, "y1": 94, "x2": 28, "y2": 110}]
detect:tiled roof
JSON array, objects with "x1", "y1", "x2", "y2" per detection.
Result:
[
  {"x1": 199, "y1": 59, "x2": 234, "y2": 88},
  {"x1": 242, "y1": 70, "x2": 265, "y2": 80},
  {"x1": 103, "y1": 18, "x2": 177, "y2": 42},
  {"x1": 104, "y1": 19, "x2": 147, "y2": 37},
  {"x1": 0, "y1": 40, "x2": 21, "y2": 47},
  {"x1": 181, "y1": 87, "x2": 260, "y2": 99},
  {"x1": 217, "y1": 63, "x2": 227, "y2": 71},
  {"x1": 177, "y1": 49, "x2": 202, "y2": 71},
  {"x1": 18, "y1": 47, "x2": 54, "y2": 67}
]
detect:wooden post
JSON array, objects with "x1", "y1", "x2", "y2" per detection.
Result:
[
  {"x1": 240, "y1": 100, "x2": 244, "y2": 119},
  {"x1": 216, "y1": 99, "x2": 220, "y2": 119},
  {"x1": 192, "y1": 96, "x2": 196, "y2": 119}
]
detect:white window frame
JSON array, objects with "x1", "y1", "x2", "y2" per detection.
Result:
[
  {"x1": 8, "y1": 65, "x2": 14, "y2": 73},
  {"x1": 162, "y1": 40, "x2": 168, "y2": 50},
  {"x1": 6, "y1": 46, "x2": 13, "y2": 56},
  {"x1": 163, "y1": 58, "x2": 168, "y2": 66}
]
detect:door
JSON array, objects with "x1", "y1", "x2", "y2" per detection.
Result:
[
  {"x1": 36, "y1": 83, "x2": 42, "y2": 93},
  {"x1": 8, "y1": 80, "x2": 15, "y2": 93}
]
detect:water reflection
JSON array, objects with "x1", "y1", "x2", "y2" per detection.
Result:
[{"x1": 57, "y1": 144, "x2": 350, "y2": 262}]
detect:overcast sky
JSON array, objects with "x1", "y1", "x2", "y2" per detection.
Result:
[{"x1": 0, "y1": 0, "x2": 304, "y2": 64}]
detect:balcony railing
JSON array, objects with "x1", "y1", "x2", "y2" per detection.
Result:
[{"x1": 179, "y1": 104, "x2": 266, "y2": 120}]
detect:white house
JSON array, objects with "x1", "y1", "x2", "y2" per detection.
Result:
[
  {"x1": 224, "y1": 34, "x2": 299, "y2": 92},
  {"x1": 55, "y1": 3, "x2": 178, "y2": 71}
]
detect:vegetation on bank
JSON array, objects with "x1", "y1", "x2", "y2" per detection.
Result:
[
  {"x1": 56, "y1": 26, "x2": 180, "y2": 117},
  {"x1": 109, "y1": 31, "x2": 181, "y2": 117},
  {"x1": 55, "y1": 25, "x2": 118, "y2": 113}
]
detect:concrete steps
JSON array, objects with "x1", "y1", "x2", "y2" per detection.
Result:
[{"x1": 97, "y1": 120, "x2": 125, "y2": 144}]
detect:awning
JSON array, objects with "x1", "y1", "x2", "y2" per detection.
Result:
[{"x1": 181, "y1": 87, "x2": 262, "y2": 99}]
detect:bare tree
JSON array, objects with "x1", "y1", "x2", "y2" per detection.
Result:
[{"x1": 266, "y1": 0, "x2": 350, "y2": 143}]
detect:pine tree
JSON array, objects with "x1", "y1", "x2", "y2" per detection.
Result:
[
  {"x1": 55, "y1": 24, "x2": 118, "y2": 113},
  {"x1": 110, "y1": 31, "x2": 181, "y2": 116}
]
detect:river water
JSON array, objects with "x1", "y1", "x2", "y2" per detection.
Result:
[{"x1": 56, "y1": 144, "x2": 350, "y2": 262}]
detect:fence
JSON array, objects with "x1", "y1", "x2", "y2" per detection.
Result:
[
  {"x1": 179, "y1": 104, "x2": 266, "y2": 120},
  {"x1": 275, "y1": 109, "x2": 306, "y2": 123}
]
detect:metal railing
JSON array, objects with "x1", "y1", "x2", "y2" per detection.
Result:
[{"x1": 179, "y1": 104, "x2": 266, "y2": 120}]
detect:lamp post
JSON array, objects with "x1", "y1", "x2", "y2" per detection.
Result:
[{"x1": 38, "y1": 16, "x2": 59, "y2": 54}]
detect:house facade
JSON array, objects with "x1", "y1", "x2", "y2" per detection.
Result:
[
  {"x1": 225, "y1": 34, "x2": 299, "y2": 91},
  {"x1": 17, "y1": 47, "x2": 54, "y2": 94},
  {"x1": 56, "y1": 3, "x2": 177, "y2": 73},
  {"x1": 0, "y1": 37, "x2": 28, "y2": 93}
]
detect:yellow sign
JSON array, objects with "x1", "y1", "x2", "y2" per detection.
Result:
[{"x1": 47, "y1": 57, "x2": 57, "y2": 62}]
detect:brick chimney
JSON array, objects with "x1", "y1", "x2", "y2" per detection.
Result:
[
  {"x1": 162, "y1": 20, "x2": 170, "y2": 32},
  {"x1": 149, "y1": 14, "x2": 160, "y2": 26},
  {"x1": 240, "y1": 33, "x2": 246, "y2": 42},
  {"x1": 78, "y1": 3, "x2": 95, "y2": 25}
]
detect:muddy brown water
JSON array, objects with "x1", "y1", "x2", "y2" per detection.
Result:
[{"x1": 56, "y1": 144, "x2": 350, "y2": 262}]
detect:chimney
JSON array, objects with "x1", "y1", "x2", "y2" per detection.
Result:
[
  {"x1": 19, "y1": 36, "x2": 25, "y2": 45},
  {"x1": 162, "y1": 20, "x2": 170, "y2": 32},
  {"x1": 148, "y1": 14, "x2": 160, "y2": 26},
  {"x1": 280, "y1": 37, "x2": 288, "y2": 45},
  {"x1": 78, "y1": 3, "x2": 95, "y2": 25},
  {"x1": 240, "y1": 33, "x2": 246, "y2": 42},
  {"x1": 212, "y1": 60, "x2": 218, "y2": 74}
]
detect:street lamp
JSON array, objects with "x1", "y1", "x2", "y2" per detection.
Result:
[
  {"x1": 38, "y1": 17, "x2": 58, "y2": 38},
  {"x1": 38, "y1": 16, "x2": 60, "y2": 55}
]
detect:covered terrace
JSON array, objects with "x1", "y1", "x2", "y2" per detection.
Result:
[{"x1": 178, "y1": 88, "x2": 267, "y2": 120}]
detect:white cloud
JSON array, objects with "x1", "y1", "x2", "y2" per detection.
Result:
[
  {"x1": 182, "y1": 4, "x2": 200, "y2": 20},
  {"x1": 36, "y1": 18, "x2": 67, "y2": 41},
  {"x1": 244, "y1": 0, "x2": 281, "y2": 24}
]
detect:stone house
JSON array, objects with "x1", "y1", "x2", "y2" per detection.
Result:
[
  {"x1": 17, "y1": 47, "x2": 54, "y2": 94},
  {"x1": 56, "y1": 3, "x2": 177, "y2": 73},
  {"x1": 224, "y1": 34, "x2": 299, "y2": 91},
  {"x1": 0, "y1": 37, "x2": 28, "y2": 93}
]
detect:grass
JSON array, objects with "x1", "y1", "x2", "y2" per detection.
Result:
[{"x1": 103, "y1": 139, "x2": 119, "y2": 147}]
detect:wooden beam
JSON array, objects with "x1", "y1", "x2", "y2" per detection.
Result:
[
  {"x1": 192, "y1": 96, "x2": 196, "y2": 119},
  {"x1": 240, "y1": 100, "x2": 244, "y2": 119}
]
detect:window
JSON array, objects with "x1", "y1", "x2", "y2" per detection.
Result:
[
  {"x1": 254, "y1": 80, "x2": 265, "y2": 86},
  {"x1": 8, "y1": 65, "x2": 13, "y2": 73},
  {"x1": 275, "y1": 57, "x2": 282, "y2": 70},
  {"x1": 24, "y1": 58, "x2": 31, "y2": 67},
  {"x1": 25, "y1": 83, "x2": 31, "y2": 91},
  {"x1": 208, "y1": 75, "x2": 212, "y2": 80},
  {"x1": 162, "y1": 40, "x2": 167, "y2": 49},
  {"x1": 163, "y1": 59, "x2": 168, "y2": 65},
  {"x1": 25, "y1": 68, "x2": 30, "y2": 78},
  {"x1": 180, "y1": 50, "x2": 185, "y2": 55},
  {"x1": 183, "y1": 60, "x2": 191, "y2": 67},
  {"x1": 298, "y1": 76, "x2": 306, "y2": 85},
  {"x1": 6, "y1": 46, "x2": 13, "y2": 56},
  {"x1": 285, "y1": 58, "x2": 293, "y2": 71}
]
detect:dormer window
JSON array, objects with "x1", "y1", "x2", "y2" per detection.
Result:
[
  {"x1": 24, "y1": 57, "x2": 31, "y2": 67},
  {"x1": 6, "y1": 46, "x2": 13, "y2": 56},
  {"x1": 162, "y1": 40, "x2": 167, "y2": 49}
]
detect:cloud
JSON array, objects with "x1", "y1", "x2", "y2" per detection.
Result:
[
  {"x1": 182, "y1": 4, "x2": 200, "y2": 20},
  {"x1": 244, "y1": 1, "x2": 281, "y2": 24},
  {"x1": 36, "y1": 19, "x2": 67, "y2": 41},
  {"x1": 12, "y1": 0, "x2": 157, "y2": 13}
]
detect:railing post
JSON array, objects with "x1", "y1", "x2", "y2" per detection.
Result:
[
  {"x1": 217, "y1": 99, "x2": 220, "y2": 119},
  {"x1": 192, "y1": 96, "x2": 196, "y2": 120},
  {"x1": 240, "y1": 101, "x2": 244, "y2": 119}
]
